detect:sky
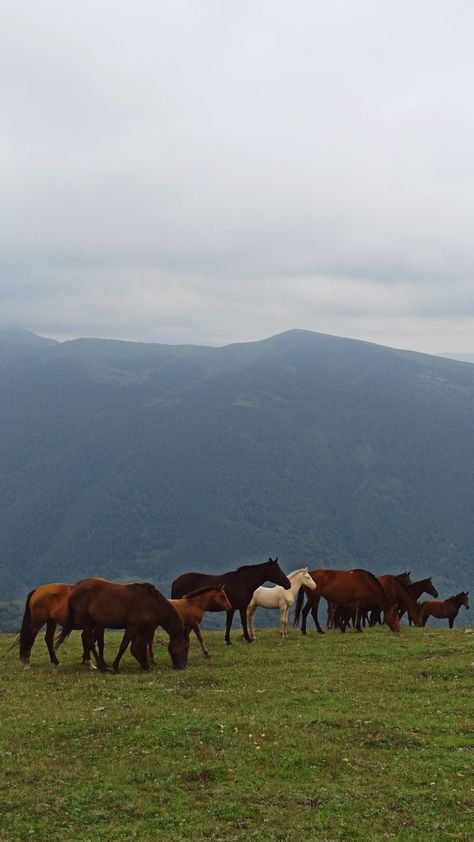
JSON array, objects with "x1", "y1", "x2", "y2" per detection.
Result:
[{"x1": 1, "y1": 0, "x2": 474, "y2": 353}]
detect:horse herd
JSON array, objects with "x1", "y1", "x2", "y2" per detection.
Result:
[{"x1": 13, "y1": 557, "x2": 469, "y2": 673}]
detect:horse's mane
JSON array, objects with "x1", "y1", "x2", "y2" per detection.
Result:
[
  {"x1": 236, "y1": 557, "x2": 276, "y2": 573},
  {"x1": 182, "y1": 584, "x2": 224, "y2": 600},
  {"x1": 287, "y1": 568, "x2": 309, "y2": 579}
]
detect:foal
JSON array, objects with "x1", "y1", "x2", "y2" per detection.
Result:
[
  {"x1": 420, "y1": 592, "x2": 469, "y2": 628},
  {"x1": 141, "y1": 585, "x2": 231, "y2": 663},
  {"x1": 247, "y1": 568, "x2": 316, "y2": 640}
]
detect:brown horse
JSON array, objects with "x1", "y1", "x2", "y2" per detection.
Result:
[
  {"x1": 14, "y1": 583, "x2": 103, "y2": 667},
  {"x1": 293, "y1": 568, "x2": 401, "y2": 634},
  {"x1": 140, "y1": 585, "x2": 232, "y2": 663},
  {"x1": 400, "y1": 577, "x2": 439, "y2": 625},
  {"x1": 56, "y1": 578, "x2": 189, "y2": 671},
  {"x1": 377, "y1": 575, "x2": 423, "y2": 626},
  {"x1": 171, "y1": 557, "x2": 291, "y2": 645},
  {"x1": 420, "y1": 592, "x2": 469, "y2": 628}
]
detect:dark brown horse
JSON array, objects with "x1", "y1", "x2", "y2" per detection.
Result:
[
  {"x1": 293, "y1": 568, "x2": 401, "y2": 634},
  {"x1": 420, "y1": 592, "x2": 469, "y2": 628},
  {"x1": 399, "y1": 577, "x2": 439, "y2": 625},
  {"x1": 56, "y1": 578, "x2": 189, "y2": 671},
  {"x1": 171, "y1": 557, "x2": 291, "y2": 644},
  {"x1": 14, "y1": 583, "x2": 103, "y2": 667},
  {"x1": 377, "y1": 575, "x2": 423, "y2": 626},
  {"x1": 141, "y1": 585, "x2": 232, "y2": 662}
]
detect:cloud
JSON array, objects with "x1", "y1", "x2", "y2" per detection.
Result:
[{"x1": 1, "y1": 1, "x2": 474, "y2": 352}]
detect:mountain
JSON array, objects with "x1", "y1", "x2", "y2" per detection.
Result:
[{"x1": 0, "y1": 327, "x2": 473, "y2": 620}]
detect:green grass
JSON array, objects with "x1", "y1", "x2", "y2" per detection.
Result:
[{"x1": 1, "y1": 626, "x2": 473, "y2": 841}]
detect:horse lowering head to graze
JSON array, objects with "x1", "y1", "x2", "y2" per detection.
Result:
[
  {"x1": 56, "y1": 578, "x2": 189, "y2": 672},
  {"x1": 247, "y1": 567, "x2": 317, "y2": 640},
  {"x1": 171, "y1": 557, "x2": 291, "y2": 645},
  {"x1": 420, "y1": 592, "x2": 469, "y2": 629},
  {"x1": 377, "y1": 575, "x2": 424, "y2": 627},
  {"x1": 146, "y1": 585, "x2": 232, "y2": 660},
  {"x1": 293, "y1": 568, "x2": 401, "y2": 635},
  {"x1": 12, "y1": 583, "x2": 104, "y2": 668}
]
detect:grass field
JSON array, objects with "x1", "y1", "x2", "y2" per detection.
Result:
[{"x1": 1, "y1": 625, "x2": 473, "y2": 841}]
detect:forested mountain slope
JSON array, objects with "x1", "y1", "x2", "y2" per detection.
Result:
[{"x1": 1, "y1": 327, "x2": 473, "y2": 613}]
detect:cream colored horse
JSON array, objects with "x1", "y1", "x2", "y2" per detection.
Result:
[{"x1": 247, "y1": 568, "x2": 317, "y2": 639}]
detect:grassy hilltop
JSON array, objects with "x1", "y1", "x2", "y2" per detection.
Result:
[{"x1": 1, "y1": 626, "x2": 473, "y2": 841}]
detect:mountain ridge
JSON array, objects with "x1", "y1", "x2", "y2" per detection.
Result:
[{"x1": 0, "y1": 328, "x2": 473, "y2": 620}]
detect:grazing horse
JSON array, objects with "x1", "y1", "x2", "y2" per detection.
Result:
[
  {"x1": 293, "y1": 568, "x2": 401, "y2": 634},
  {"x1": 246, "y1": 568, "x2": 317, "y2": 640},
  {"x1": 142, "y1": 585, "x2": 232, "y2": 661},
  {"x1": 171, "y1": 557, "x2": 291, "y2": 645},
  {"x1": 420, "y1": 592, "x2": 469, "y2": 628},
  {"x1": 56, "y1": 578, "x2": 189, "y2": 671},
  {"x1": 13, "y1": 583, "x2": 103, "y2": 667},
  {"x1": 399, "y1": 577, "x2": 439, "y2": 625},
  {"x1": 376, "y1": 575, "x2": 423, "y2": 626}
]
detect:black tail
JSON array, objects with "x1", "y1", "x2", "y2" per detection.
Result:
[
  {"x1": 293, "y1": 587, "x2": 305, "y2": 627},
  {"x1": 55, "y1": 602, "x2": 75, "y2": 648},
  {"x1": 18, "y1": 590, "x2": 36, "y2": 663}
]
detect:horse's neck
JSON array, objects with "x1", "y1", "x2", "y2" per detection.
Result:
[
  {"x1": 248, "y1": 565, "x2": 272, "y2": 591},
  {"x1": 453, "y1": 594, "x2": 463, "y2": 609},
  {"x1": 288, "y1": 573, "x2": 305, "y2": 596},
  {"x1": 410, "y1": 580, "x2": 426, "y2": 599}
]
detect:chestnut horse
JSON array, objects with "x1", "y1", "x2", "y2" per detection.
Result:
[
  {"x1": 293, "y1": 568, "x2": 401, "y2": 634},
  {"x1": 171, "y1": 557, "x2": 291, "y2": 645},
  {"x1": 420, "y1": 592, "x2": 469, "y2": 628},
  {"x1": 56, "y1": 578, "x2": 189, "y2": 671},
  {"x1": 400, "y1": 577, "x2": 439, "y2": 625},
  {"x1": 14, "y1": 583, "x2": 103, "y2": 667},
  {"x1": 142, "y1": 585, "x2": 232, "y2": 662}
]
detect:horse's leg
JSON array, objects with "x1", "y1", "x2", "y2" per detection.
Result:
[
  {"x1": 112, "y1": 627, "x2": 135, "y2": 673},
  {"x1": 301, "y1": 599, "x2": 311, "y2": 635},
  {"x1": 45, "y1": 621, "x2": 60, "y2": 665},
  {"x1": 310, "y1": 595, "x2": 324, "y2": 634},
  {"x1": 239, "y1": 606, "x2": 253, "y2": 643},
  {"x1": 449, "y1": 615, "x2": 454, "y2": 629},
  {"x1": 282, "y1": 606, "x2": 289, "y2": 638},
  {"x1": 246, "y1": 603, "x2": 256, "y2": 641},
  {"x1": 96, "y1": 627, "x2": 107, "y2": 668},
  {"x1": 192, "y1": 623, "x2": 210, "y2": 657},
  {"x1": 148, "y1": 629, "x2": 156, "y2": 665},
  {"x1": 225, "y1": 610, "x2": 235, "y2": 645}
]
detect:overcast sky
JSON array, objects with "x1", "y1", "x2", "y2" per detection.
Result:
[{"x1": 1, "y1": 1, "x2": 474, "y2": 353}]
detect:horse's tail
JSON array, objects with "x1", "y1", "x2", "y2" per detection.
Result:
[
  {"x1": 55, "y1": 601, "x2": 75, "y2": 648},
  {"x1": 293, "y1": 587, "x2": 305, "y2": 627},
  {"x1": 17, "y1": 590, "x2": 36, "y2": 663}
]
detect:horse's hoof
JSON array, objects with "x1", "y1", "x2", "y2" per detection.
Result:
[
  {"x1": 23, "y1": 663, "x2": 31, "y2": 670},
  {"x1": 225, "y1": 640, "x2": 231, "y2": 646}
]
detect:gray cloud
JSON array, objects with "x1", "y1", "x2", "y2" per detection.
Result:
[{"x1": 1, "y1": 1, "x2": 474, "y2": 352}]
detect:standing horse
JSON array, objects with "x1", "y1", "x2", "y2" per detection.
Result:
[
  {"x1": 56, "y1": 578, "x2": 189, "y2": 671},
  {"x1": 142, "y1": 585, "x2": 232, "y2": 662},
  {"x1": 13, "y1": 583, "x2": 103, "y2": 667},
  {"x1": 171, "y1": 557, "x2": 291, "y2": 645},
  {"x1": 399, "y1": 577, "x2": 439, "y2": 625},
  {"x1": 376, "y1": 575, "x2": 423, "y2": 626},
  {"x1": 420, "y1": 592, "x2": 469, "y2": 628},
  {"x1": 246, "y1": 568, "x2": 316, "y2": 639},
  {"x1": 293, "y1": 568, "x2": 401, "y2": 634}
]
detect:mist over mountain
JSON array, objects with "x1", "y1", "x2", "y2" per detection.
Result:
[{"x1": 1, "y1": 327, "x2": 473, "y2": 618}]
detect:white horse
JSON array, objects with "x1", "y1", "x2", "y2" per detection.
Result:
[{"x1": 247, "y1": 568, "x2": 317, "y2": 639}]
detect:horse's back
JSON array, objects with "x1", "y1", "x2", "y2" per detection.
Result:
[
  {"x1": 29, "y1": 582, "x2": 72, "y2": 625},
  {"x1": 171, "y1": 572, "x2": 220, "y2": 599}
]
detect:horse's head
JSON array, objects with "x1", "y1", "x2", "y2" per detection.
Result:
[
  {"x1": 213, "y1": 585, "x2": 232, "y2": 612},
  {"x1": 168, "y1": 630, "x2": 190, "y2": 670},
  {"x1": 411, "y1": 603, "x2": 424, "y2": 627},
  {"x1": 301, "y1": 568, "x2": 317, "y2": 590},
  {"x1": 461, "y1": 591, "x2": 470, "y2": 610},
  {"x1": 383, "y1": 605, "x2": 400, "y2": 633},
  {"x1": 395, "y1": 571, "x2": 412, "y2": 585},
  {"x1": 426, "y1": 578, "x2": 439, "y2": 598},
  {"x1": 266, "y1": 557, "x2": 291, "y2": 590}
]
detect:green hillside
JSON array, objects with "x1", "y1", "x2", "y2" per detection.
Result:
[{"x1": 1, "y1": 327, "x2": 473, "y2": 615}]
